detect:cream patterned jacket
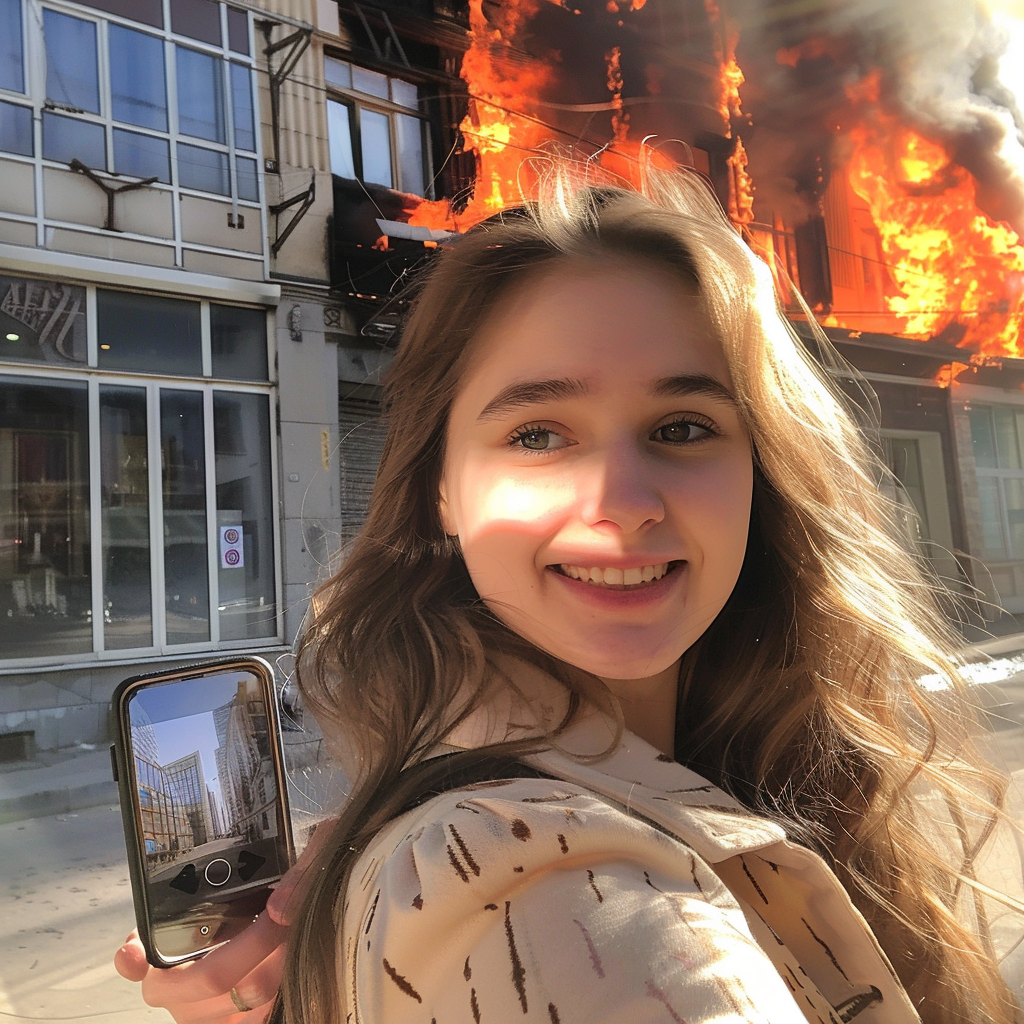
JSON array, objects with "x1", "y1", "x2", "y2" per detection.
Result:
[{"x1": 339, "y1": 699, "x2": 921, "y2": 1024}]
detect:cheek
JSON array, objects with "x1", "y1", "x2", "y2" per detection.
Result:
[{"x1": 452, "y1": 470, "x2": 576, "y2": 547}]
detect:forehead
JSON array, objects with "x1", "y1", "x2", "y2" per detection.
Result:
[{"x1": 456, "y1": 258, "x2": 730, "y2": 398}]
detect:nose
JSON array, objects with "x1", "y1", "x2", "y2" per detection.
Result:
[{"x1": 579, "y1": 442, "x2": 665, "y2": 534}]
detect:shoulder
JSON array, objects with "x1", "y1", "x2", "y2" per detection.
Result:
[{"x1": 347, "y1": 777, "x2": 808, "y2": 1024}]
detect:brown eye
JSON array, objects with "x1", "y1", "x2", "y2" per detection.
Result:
[
  {"x1": 507, "y1": 425, "x2": 572, "y2": 452},
  {"x1": 652, "y1": 421, "x2": 713, "y2": 444},
  {"x1": 519, "y1": 430, "x2": 550, "y2": 450}
]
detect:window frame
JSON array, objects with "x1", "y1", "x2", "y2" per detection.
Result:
[
  {"x1": 325, "y1": 55, "x2": 432, "y2": 198},
  {"x1": 0, "y1": 276, "x2": 281, "y2": 670},
  {"x1": 968, "y1": 401, "x2": 1024, "y2": 562},
  {"x1": 0, "y1": 0, "x2": 261, "y2": 206}
]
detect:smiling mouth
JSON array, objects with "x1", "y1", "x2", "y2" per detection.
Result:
[{"x1": 552, "y1": 561, "x2": 683, "y2": 588}]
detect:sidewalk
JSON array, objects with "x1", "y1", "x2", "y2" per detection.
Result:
[{"x1": 0, "y1": 745, "x2": 116, "y2": 825}]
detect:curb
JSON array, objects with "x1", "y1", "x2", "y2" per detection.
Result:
[{"x1": 0, "y1": 778, "x2": 118, "y2": 825}]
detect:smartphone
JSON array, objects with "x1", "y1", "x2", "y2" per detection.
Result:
[{"x1": 112, "y1": 657, "x2": 294, "y2": 967}]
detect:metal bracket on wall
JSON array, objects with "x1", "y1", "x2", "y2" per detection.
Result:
[
  {"x1": 352, "y1": 3, "x2": 411, "y2": 68},
  {"x1": 258, "y1": 20, "x2": 313, "y2": 174},
  {"x1": 69, "y1": 159, "x2": 158, "y2": 232},
  {"x1": 269, "y1": 171, "x2": 316, "y2": 256}
]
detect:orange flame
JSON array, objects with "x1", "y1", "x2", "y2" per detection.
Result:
[{"x1": 836, "y1": 108, "x2": 1024, "y2": 357}]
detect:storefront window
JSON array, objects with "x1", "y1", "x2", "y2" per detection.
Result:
[
  {"x1": 97, "y1": 290, "x2": 202, "y2": 375},
  {"x1": 101, "y1": 386, "x2": 152, "y2": 650},
  {"x1": 0, "y1": 379, "x2": 91, "y2": 659},
  {"x1": 210, "y1": 304, "x2": 267, "y2": 380},
  {"x1": 0, "y1": 276, "x2": 87, "y2": 366}
]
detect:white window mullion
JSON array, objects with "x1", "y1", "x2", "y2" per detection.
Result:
[
  {"x1": 85, "y1": 284, "x2": 97, "y2": 366},
  {"x1": 148, "y1": 381, "x2": 167, "y2": 648},
  {"x1": 165, "y1": 36, "x2": 184, "y2": 265},
  {"x1": 87, "y1": 377, "x2": 104, "y2": 652},
  {"x1": 204, "y1": 387, "x2": 220, "y2": 645},
  {"x1": 267, "y1": 389, "x2": 283, "y2": 642},
  {"x1": 97, "y1": 16, "x2": 112, "y2": 170}
]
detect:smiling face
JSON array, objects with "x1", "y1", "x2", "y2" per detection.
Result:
[{"x1": 439, "y1": 258, "x2": 754, "y2": 686}]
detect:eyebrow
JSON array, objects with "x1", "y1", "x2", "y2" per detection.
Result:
[{"x1": 476, "y1": 372, "x2": 736, "y2": 422}]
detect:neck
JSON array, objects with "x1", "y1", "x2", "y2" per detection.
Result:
[{"x1": 599, "y1": 662, "x2": 679, "y2": 758}]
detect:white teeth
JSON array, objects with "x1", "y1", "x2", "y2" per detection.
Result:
[{"x1": 559, "y1": 563, "x2": 671, "y2": 586}]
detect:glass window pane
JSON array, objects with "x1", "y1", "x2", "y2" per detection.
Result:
[
  {"x1": 101, "y1": 386, "x2": 152, "y2": 650},
  {"x1": 74, "y1": 0, "x2": 162, "y2": 27},
  {"x1": 110, "y1": 25, "x2": 167, "y2": 131},
  {"x1": 113, "y1": 128, "x2": 170, "y2": 182},
  {"x1": 969, "y1": 407, "x2": 997, "y2": 470},
  {"x1": 994, "y1": 406, "x2": 1021, "y2": 469},
  {"x1": 1007, "y1": 478, "x2": 1024, "y2": 560},
  {"x1": 0, "y1": 378, "x2": 92, "y2": 659},
  {"x1": 351, "y1": 66, "x2": 388, "y2": 99},
  {"x1": 43, "y1": 10, "x2": 100, "y2": 113},
  {"x1": 235, "y1": 155, "x2": 258, "y2": 201},
  {"x1": 170, "y1": 0, "x2": 221, "y2": 45},
  {"x1": 161, "y1": 389, "x2": 209, "y2": 645},
  {"x1": 360, "y1": 108, "x2": 392, "y2": 188},
  {"x1": 97, "y1": 290, "x2": 202, "y2": 375},
  {"x1": 391, "y1": 78, "x2": 418, "y2": 110},
  {"x1": 0, "y1": 276, "x2": 87, "y2": 366},
  {"x1": 214, "y1": 392, "x2": 275, "y2": 640},
  {"x1": 327, "y1": 100, "x2": 355, "y2": 179},
  {"x1": 325, "y1": 57, "x2": 350, "y2": 89},
  {"x1": 977, "y1": 477, "x2": 1006, "y2": 559},
  {"x1": 395, "y1": 113, "x2": 424, "y2": 195},
  {"x1": 230, "y1": 63, "x2": 255, "y2": 151},
  {"x1": 0, "y1": 0, "x2": 24, "y2": 93},
  {"x1": 177, "y1": 142, "x2": 229, "y2": 195},
  {"x1": 211, "y1": 305, "x2": 267, "y2": 380},
  {"x1": 176, "y1": 47, "x2": 225, "y2": 143},
  {"x1": 226, "y1": 7, "x2": 249, "y2": 54},
  {"x1": 0, "y1": 101, "x2": 32, "y2": 157},
  {"x1": 42, "y1": 112, "x2": 106, "y2": 169}
]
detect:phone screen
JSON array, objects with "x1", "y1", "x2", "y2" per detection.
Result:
[{"x1": 121, "y1": 666, "x2": 292, "y2": 962}]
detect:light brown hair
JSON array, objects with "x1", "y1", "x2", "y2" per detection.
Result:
[{"x1": 278, "y1": 163, "x2": 1022, "y2": 1024}]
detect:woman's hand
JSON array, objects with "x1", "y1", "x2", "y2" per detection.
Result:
[{"x1": 114, "y1": 824, "x2": 331, "y2": 1023}]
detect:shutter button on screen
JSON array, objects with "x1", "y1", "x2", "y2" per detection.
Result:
[{"x1": 205, "y1": 859, "x2": 232, "y2": 886}]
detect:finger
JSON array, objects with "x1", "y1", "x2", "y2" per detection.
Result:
[
  {"x1": 267, "y1": 818, "x2": 336, "y2": 926},
  {"x1": 140, "y1": 912, "x2": 288, "y2": 1007},
  {"x1": 181, "y1": 946, "x2": 286, "y2": 1024},
  {"x1": 114, "y1": 931, "x2": 150, "y2": 983}
]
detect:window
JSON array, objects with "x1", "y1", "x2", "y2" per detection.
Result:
[
  {"x1": 0, "y1": 277, "x2": 277, "y2": 662},
  {"x1": 969, "y1": 404, "x2": 1024, "y2": 560},
  {"x1": 0, "y1": 0, "x2": 258, "y2": 203},
  {"x1": 325, "y1": 57, "x2": 429, "y2": 196}
]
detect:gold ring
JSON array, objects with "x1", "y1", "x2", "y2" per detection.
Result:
[{"x1": 229, "y1": 987, "x2": 253, "y2": 1013}]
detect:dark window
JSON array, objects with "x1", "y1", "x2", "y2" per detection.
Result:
[
  {"x1": 226, "y1": 6, "x2": 249, "y2": 54},
  {"x1": 97, "y1": 291, "x2": 202, "y2": 375},
  {"x1": 0, "y1": 101, "x2": 32, "y2": 157},
  {"x1": 73, "y1": 0, "x2": 162, "y2": 28},
  {"x1": 170, "y1": 0, "x2": 221, "y2": 46},
  {"x1": 0, "y1": 0, "x2": 24, "y2": 93},
  {"x1": 210, "y1": 305, "x2": 267, "y2": 380}
]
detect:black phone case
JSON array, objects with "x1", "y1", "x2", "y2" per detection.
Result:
[{"x1": 111, "y1": 656, "x2": 294, "y2": 968}]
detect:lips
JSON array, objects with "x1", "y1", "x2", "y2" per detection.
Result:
[{"x1": 553, "y1": 561, "x2": 680, "y2": 588}]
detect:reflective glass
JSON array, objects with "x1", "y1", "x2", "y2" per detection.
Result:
[
  {"x1": 1007, "y1": 478, "x2": 1024, "y2": 560},
  {"x1": 211, "y1": 304, "x2": 267, "y2": 380},
  {"x1": 101, "y1": 387, "x2": 152, "y2": 650},
  {"x1": 230, "y1": 64, "x2": 255, "y2": 151},
  {"x1": 113, "y1": 129, "x2": 171, "y2": 182},
  {"x1": 235, "y1": 155, "x2": 258, "y2": 201},
  {"x1": 43, "y1": 10, "x2": 100, "y2": 113},
  {"x1": 0, "y1": 276, "x2": 87, "y2": 365},
  {"x1": 75, "y1": 0, "x2": 162, "y2": 27},
  {"x1": 176, "y1": 47, "x2": 225, "y2": 143},
  {"x1": 360, "y1": 108, "x2": 392, "y2": 187},
  {"x1": 97, "y1": 290, "x2": 202, "y2": 375},
  {"x1": 0, "y1": 100, "x2": 32, "y2": 157},
  {"x1": 969, "y1": 407, "x2": 997, "y2": 470},
  {"x1": 0, "y1": 0, "x2": 23, "y2": 93},
  {"x1": 170, "y1": 0, "x2": 221, "y2": 45},
  {"x1": 324, "y1": 57, "x2": 351, "y2": 89},
  {"x1": 110, "y1": 25, "x2": 167, "y2": 131},
  {"x1": 226, "y1": 7, "x2": 249, "y2": 54},
  {"x1": 395, "y1": 113, "x2": 424, "y2": 195},
  {"x1": 214, "y1": 392, "x2": 275, "y2": 640},
  {"x1": 177, "y1": 142, "x2": 229, "y2": 195},
  {"x1": 977, "y1": 477, "x2": 1006, "y2": 559},
  {"x1": 994, "y1": 406, "x2": 1022, "y2": 470},
  {"x1": 161, "y1": 390, "x2": 209, "y2": 645},
  {"x1": 0, "y1": 378, "x2": 92, "y2": 659},
  {"x1": 42, "y1": 112, "x2": 105, "y2": 169},
  {"x1": 327, "y1": 100, "x2": 355, "y2": 179},
  {"x1": 351, "y1": 66, "x2": 388, "y2": 99},
  {"x1": 391, "y1": 78, "x2": 418, "y2": 110}
]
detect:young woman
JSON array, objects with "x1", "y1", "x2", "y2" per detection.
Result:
[{"x1": 116, "y1": 164, "x2": 1023, "y2": 1023}]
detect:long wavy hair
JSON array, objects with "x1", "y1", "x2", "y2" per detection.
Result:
[{"x1": 278, "y1": 162, "x2": 1022, "y2": 1024}]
